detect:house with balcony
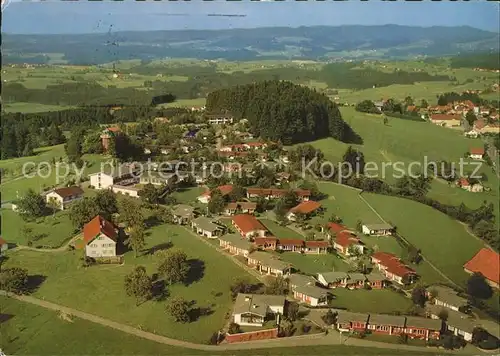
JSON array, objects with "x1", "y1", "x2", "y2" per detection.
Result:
[
  {"x1": 232, "y1": 293, "x2": 285, "y2": 327},
  {"x1": 45, "y1": 186, "x2": 84, "y2": 210}
]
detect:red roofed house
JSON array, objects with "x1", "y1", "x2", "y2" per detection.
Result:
[
  {"x1": 333, "y1": 232, "x2": 365, "y2": 256},
  {"x1": 253, "y1": 236, "x2": 278, "y2": 251},
  {"x1": 0, "y1": 237, "x2": 8, "y2": 254},
  {"x1": 371, "y1": 252, "x2": 417, "y2": 286},
  {"x1": 277, "y1": 239, "x2": 304, "y2": 253},
  {"x1": 286, "y1": 201, "x2": 322, "y2": 221},
  {"x1": 304, "y1": 240, "x2": 329, "y2": 254},
  {"x1": 197, "y1": 185, "x2": 233, "y2": 204},
  {"x1": 45, "y1": 186, "x2": 84, "y2": 210},
  {"x1": 463, "y1": 248, "x2": 500, "y2": 289},
  {"x1": 456, "y1": 177, "x2": 483, "y2": 193},
  {"x1": 83, "y1": 216, "x2": 117, "y2": 258},
  {"x1": 469, "y1": 147, "x2": 485, "y2": 160},
  {"x1": 232, "y1": 214, "x2": 268, "y2": 239},
  {"x1": 429, "y1": 114, "x2": 461, "y2": 128}
]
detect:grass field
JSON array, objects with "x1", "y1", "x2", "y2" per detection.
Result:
[
  {"x1": 260, "y1": 219, "x2": 304, "y2": 239},
  {"x1": 172, "y1": 186, "x2": 205, "y2": 205},
  {"x1": 1, "y1": 208, "x2": 77, "y2": 247},
  {"x1": 362, "y1": 192, "x2": 485, "y2": 286},
  {"x1": 159, "y1": 98, "x2": 207, "y2": 108},
  {"x1": 2, "y1": 224, "x2": 257, "y2": 344},
  {"x1": 1, "y1": 297, "x2": 437, "y2": 356},
  {"x1": 314, "y1": 182, "x2": 384, "y2": 227},
  {"x1": 332, "y1": 288, "x2": 413, "y2": 314},
  {"x1": 275, "y1": 251, "x2": 351, "y2": 275},
  {"x1": 2, "y1": 102, "x2": 75, "y2": 113}
]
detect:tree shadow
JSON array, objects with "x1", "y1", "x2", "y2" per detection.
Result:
[
  {"x1": 32, "y1": 233, "x2": 48, "y2": 242},
  {"x1": 342, "y1": 123, "x2": 364, "y2": 145},
  {"x1": 26, "y1": 275, "x2": 47, "y2": 294},
  {"x1": 144, "y1": 215, "x2": 162, "y2": 229},
  {"x1": 187, "y1": 300, "x2": 214, "y2": 322},
  {"x1": 151, "y1": 279, "x2": 169, "y2": 301},
  {"x1": 145, "y1": 241, "x2": 173, "y2": 256},
  {"x1": 0, "y1": 313, "x2": 14, "y2": 324},
  {"x1": 184, "y1": 259, "x2": 205, "y2": 286}
]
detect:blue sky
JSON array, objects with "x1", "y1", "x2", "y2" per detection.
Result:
[{"x1": 2, "y1": 0, "x2": 499, "y2": 34}]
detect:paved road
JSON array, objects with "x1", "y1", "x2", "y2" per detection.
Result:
[{"x1": 1, "y1": 291, "x2": 459, "y2": 353}]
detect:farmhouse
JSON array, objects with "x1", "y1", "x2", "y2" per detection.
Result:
[
  {"x1": 247, "y1": 251, "x2": 291, "y2": 276},
  {"x1": 83, "y1": 215, "x2": 117, "y2": 258},
  {"x1": 253, "y1": 236, "x2": 278, "y2": 251},
  {"x1": 336, "y1": 311, "x2": 369, "y2": 332},
  {"x1": 303, "y1": 240, "x2": 329, "y2": 254},
  {"x1": 469, "y1": 147, "x2": 485, "y2": 160},
  {"x1": 172, "y1": 204, "x2": 195, "y2": 225},
  {"x1": 224, "y1": 202, "x2": 257, "y2": 216},
  {"x1": 429, "y1": 114, "x2": 462, "y2": 128},
  {"x1": 191, "y1": 216, "x2": 223, "y2": 238},
  {"x1": 197, "y1": 184, "x2": 234, "y2": 204},
  {"x1": 277, "y1": 239, "x2": 304, "y2": 253},
  {"x1": 463, "y1": 248, "x2": 500, "y2": 289},
  {"x1": 427, "y1": 285, "x2": 468, "y2": 312},
  {"x1": 371, "y1": 252, "x2": 417, "y2": 285},
  {"x1": 317, "y1": 271, "x2": 349, "y2": 289},
  {"x1": 362, "y1": 223, "x2": 394, "y2": 236},
  {"x1": 367, "y1": 314, "x2": 406, "y2": 336},
  {"x1": 232, "y1": 214, "x2": 268, "y2": 238},
  {"x1": 404, "y1": 317, "x2": 442, "y2": 341},
  {"x1": 333, "y1": 232, "x2": 365, "y2": 256},
  {"x1": 219, "y1": 234, "x2": 253, "y2": 257},
  {"x1": 89, "y1": 163, "x2": 141, "y2": 190},
  {"x1": 292, "y1": 284, "x2": 330, "y2": 307},
  {"x1": 286, "y1": 200, "x2": 322, "y2": 221},
  {"x1": 232, "y1": 293, "x2": 285, "y2": 327},
  {"x1": 45, "y1": 186, "x2": 84, "y2": 210},
  {"x1": 456, "y1": 178, "x2": 484, "y2": 193}
]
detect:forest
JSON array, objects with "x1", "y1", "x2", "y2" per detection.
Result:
[
  {"x1": 206, "y1": 80, "x2": 358, "y2": 145},
  {"x1": 449, "y1": 52, "x2": 500, "y2": 70}
]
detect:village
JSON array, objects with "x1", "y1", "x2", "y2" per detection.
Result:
[{"x1": 2, "y1": 92, "x2": 499, "y2": 351}]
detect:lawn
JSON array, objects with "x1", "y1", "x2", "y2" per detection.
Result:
[
  {"x1": 172, "y1": 186, "x2": 205, "y2": 205},
  {"x1": 260, "y1": 219, "x2": 304, "y2": 239},
  {"x1": 2, "y1": 224, "x2": 257, "y2": 344},
  {"x1": 1, "y1": 208, "x2": 77, "y2": 248},
  {"x1": 1, "y1": 296, "x2": 438, "y2": 355},
  {"x1": 362, "y1": 192, "x2": 486, "y2": 286},
  {"x1": 2, "y1": 102, "x2": 75, "y2": 113},
  {"x1": 275, "y1": 251, "x2": 351, "y2": 275},
  {"x1": 331, "y1": 288, "x2": 413, "y2": 314},
  {"x1": 159, "y1": 98, "x2": 207, "y2": 108},
  {"x1": 314, "y1": 182, "x2": 384, "y2": 228}
]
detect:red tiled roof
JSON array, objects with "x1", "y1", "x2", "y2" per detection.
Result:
[
  {"x1": 52, "y1": 186, "x2": 84, "y2": 198},
  {"x1": 430, "y1": 114, "x2": 461, "y2": 121},
  {"x1": 295, "y1": 189, "x2": 311, "y2": 197},
  {"x1": 278, "y1": 239, "x2": 304, "y2": 247},
  {"x1": 0, "y1": 237, "x2": 7, "y2": 246},
  {"x1": 246, "y1": 142, "x2": 266, "y2": 147},
  {"x1": 305, "y1": 240, "x2": 329, "y2": 248},
  {"x1": 458, "y1": 178, "x2": 470, "y2": 187},
  {"x1": 106, "y1": 126, "x2": 121, "y2": 132},
  {"x1": 327, "y1": 222, "x2": 349, "y2": 234},
  {"x1": 464, "y1": 248, "x2": 500, "y2": 285},
  {"x1": 335, "y1": 232, "x2": 361, "y2": 248},
  {"x1": 372, "y1": 252, "x2": 415, "y2": 278},
  {"x1": 217, "y1": 185, "x2": 234, "y2": 196},
  {"x1": 83, "y1": 215, "x2": 117, "y2": 244},
  {"x1": 226, "y1": 202, "x2": 257, "y2": 210},
  {"x1": 254, "y1": 237, "x2": 278, "y2": 245},
  {"x1": 470, "y1": 147, "x2": 485, "y2": 155},
  {"x1": 232, "y1": 214, "x2": 267, "y2": 235},
  {"x1": 289, "y1": 200, "x2": 321, "y2": 214}
]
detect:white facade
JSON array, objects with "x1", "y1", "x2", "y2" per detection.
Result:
[
  {"x1": 197, "y1": 195, "x2": 210, "y2": 204},
  {"x1": 85, "y1": 234, "x2": 117, "y2": 258},
  {"x1": 111, "y1": 185, "x2": 139, "y2": 198},
  {"x1": 447, "y1": 325, "x2": 472, "y2": 342},
  {"x1": 45, "y1": 191, "x2": 83, "y2": 210},
  {"x1": 469, "y1": 153, "x2": 483, "y2": 160},
  {"x1": 90, "y1": 173, "x2": 114, "y2": 190}
]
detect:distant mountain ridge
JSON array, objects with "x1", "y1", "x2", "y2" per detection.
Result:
[{"x1": 3, "y1": 25, "x2": 499, "y2": 64}]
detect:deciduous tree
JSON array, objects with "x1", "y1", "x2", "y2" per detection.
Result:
[
  {"x1": 157, "y1": 248, "x2": 189, "y2": 285},
  {"x1": 166, "y1": 296, "x2": 191, "y2": 323},
  {"x1": 124, "y1": 266, "x2": 153, "y2": 306},
  {"x1": 0, "y1": 267, "x2": 29, "y2": 294}
]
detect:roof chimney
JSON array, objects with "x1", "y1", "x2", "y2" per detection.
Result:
[{"x1": 244, "y1": 296, "x2": 250, "y2": 302}]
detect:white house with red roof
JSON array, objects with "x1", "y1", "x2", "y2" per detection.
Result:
[
  {"x1": 83, "y1": 216, "x2": 117, "y2": 258},
  {"x1": 232, "y1": 214, "x2": 268, "y2": 239},
  {"x1": 286, "y1": 200, "x2": 322, "y2": 221},
  {"x1": 469, "y1": 147, "x2": 485, "y2": 160},
  {"x1": 197, "y1": 185, "x2": 234, "y2": 204},
  {"x1": 371, "y1": 252, "x2": 417, "y2": 285},
  {"x1": 463, "y1": 248, "x2": 500, "y2": 289},
  {"x1": 333, "y1": 232, "x2": 365, "y2": 256},
  {"x1": 456, "y1": 177, "x2": 484, "y2": 193},
  {"x1": 0, "y1": 237, "x2": 8, "y2": 255}
]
